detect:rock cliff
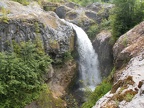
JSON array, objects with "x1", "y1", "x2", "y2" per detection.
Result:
[
  {"x1": 0, "y1": 0, "x2": 77, "y2": 106},
  {"x1": 93, "y1": 21, "x2": 144, "y2": 108},
  {"x1": 0, "y1": 0, "x2": 74, "y2": 57},
  {"x1": 93, "y1": 30, "x2": 113, "y2": 77}
]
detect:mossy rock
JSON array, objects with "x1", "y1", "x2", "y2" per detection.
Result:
[
  {"x1": 66, "y1": 11, "x2": 78, "y2": 20},
  {"x1": 49, "y1": 40, "x2": 60, "y2": 50}
]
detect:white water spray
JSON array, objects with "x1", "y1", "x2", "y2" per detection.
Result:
[{"x1": 61, "y1": 19, "x2": 101, "y2": 91}]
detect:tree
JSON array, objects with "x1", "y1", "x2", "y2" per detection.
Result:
[{"x1": 111, "y1": 0, "x2": 144, "y2": 40}]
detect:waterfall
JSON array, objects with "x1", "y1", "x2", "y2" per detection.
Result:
[{"x1": 61, "y1": 19, "x2": 101, "y2": 91}]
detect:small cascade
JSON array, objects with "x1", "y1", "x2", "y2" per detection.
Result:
[{"x1": 61, "y1": 19, "x2": 101, "y2": 91}]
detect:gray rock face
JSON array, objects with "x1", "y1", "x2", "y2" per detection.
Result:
[
  {"x1": 113, "y1": 21, "x2": 144, "y2": 68},
  {"x1": 93, "y1": 52, "x2": 144, "y2": 108},
  {"x1": 92, "y1": 21, "x2": 144, "y2": 108},
  {"x1": 86, "y1": 2, "x2": 113, "y2": 20},
  {"x1": 55, "y1": 6, "x2": 70, "y2": 19},
  {"x1": 0, "y1": 1, "x2": 75, "y2": 58},
  {"x1": 93, "y1": 30, "x2": 113, "y2": 77}
]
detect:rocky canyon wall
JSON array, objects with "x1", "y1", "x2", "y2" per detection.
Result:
[{"x1": 93, "y1": 21, "x2": 144, "y2": 108}]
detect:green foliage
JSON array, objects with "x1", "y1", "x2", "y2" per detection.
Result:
[
  {"x1": 64, "y1": 94, "x2": 78, "y2": 108},
  {"x1": 81, "y1": 67, "x2": 115, "y2": 108},
  {"x1": 87, "y1": 24, "x2": 100, "y2": 40},
  {"x1": 0, "y1": 7, "x2": 9, "y2": 23},
  {"x1": 81, "y1": 81, "x2": 112, "y2": 108},
  {"x1": 101, "y1": 19, "x2": 111, "y2": 30},
  {"x1": 111, "y1": 0, "x2": 144, "y2": 40},
  {"x1": 37, "y1": 84, "x2": 64, "y2": 108},
  {"x1": 53, "y1": 51, "x2": 73, "y2": 65},
  {"x1": 101, "y1": 0, "x2": 110, "y2": 2},
  {"x1": 12, "y1": 0, "x2": 29, "y2": 5},
  {"x1": 34, "y1": 22, "x2": 40, "y2": 33},
  {"x1": 63, "y1": 51, "x2": 73, "y2": 62},
  {"x1": 0, "y1": 42, "x2": 52, "y2": 108},
  {"x1": 87, "y1": 19, "x2": 111, "y2": 40},
  {"x1": 67, "y1": 0, "x2": 110, "y2": 6},
  {"x1": 124, "y1": 93, "x2": 134, "y2": 102},
  {"x1": 47, "y1": 0, "x2": 62, "y2": 2},
  {"x1": 106, "y1": 66, "x2": 116, "y2": 82}
]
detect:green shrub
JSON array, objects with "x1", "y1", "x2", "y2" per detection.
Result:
[
  {"x1": 63, "y1": 51, "x2": 73, "y2": 62},
  {"x1": 0, "y1": 7, "x2": 9, "y2": 23},
  {"x1": 87, "y1": 24, "x2": 100, "y2": 40},
  {"x1": 81, "y1": 67, "x2": 115, "y2": 108},
  {"x1": 0, "y1": 42, "x2": 52, "y2": 108},
  {"x1": 12, "y1": 0, "x2": 29, "y2": 5},
  {"x1": 101, "y1": 19, "x2": 111, "y2": 30},
  {"x1": 81, "y1": 81, "x2": 112, "y2": 108},
  {"x1": 64, "y1": 94, "x2": 78, "y2": 108},
  {"x1": 37, "y1": 84, "x2": 65, "y2": 108},
  {"x1": 68, "y1": 0, "x2": 109, "y2": 6},
  {"x1": 124, "y1": 93, "x2": 134, "y2": 102},
  {"x1": 87, "y1": 18, "x2": 111, "y2": 40}
]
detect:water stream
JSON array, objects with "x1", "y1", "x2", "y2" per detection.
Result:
[{"x1": 61, "y1": 19, "x2": 101, "y2": 91}]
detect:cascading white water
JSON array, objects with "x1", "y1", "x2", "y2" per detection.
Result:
[
  {"x1": 73, "y1": 25, "x2": 101, "y2": 91},
  {"x1": 61, "y1": 19, "x2": 101, "y2": 91}
]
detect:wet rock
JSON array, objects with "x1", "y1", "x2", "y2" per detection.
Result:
[{"x1": 55, "y1": 5, "x2": 71, "y2": 18}]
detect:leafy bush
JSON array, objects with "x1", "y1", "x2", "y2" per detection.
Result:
[
  {"x1": 0, "y1": 42, "x2": 52, "y2": 108},
  {"x1": 81, "y1": 81, "x2": 112, "y2": 108},
  {"x1": 81, "y1": 67, "x2": 115, "y2": 108},
  {"x1": 87, "y1": 24, "x2": 100, "y2": 40},
  {"x1": 63, "y1": 51, "x2": 73, "y2": 62},
  {"x1": 87, "y1": 19, "x2": 111, "y2": 40}
]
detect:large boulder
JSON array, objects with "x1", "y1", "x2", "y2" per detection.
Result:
[
  {"x1": 93, "y1": 30, "x2": 113, "y2": 77},
  {"x1": 49, "y1": 60, "x2": 77, "y2": 98},
  {"x1": 92, "y1": 21, "x2": 144, "y2": 108},
  {"x1": 113, "y1": 21, "x2": 144, "y2": 68},
  {"x1": 86, "y1": 2, "x2": 113, "y2": 20},
  {"x1": 55, "y1": 2, "x2": 113, "y2": 31}
]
